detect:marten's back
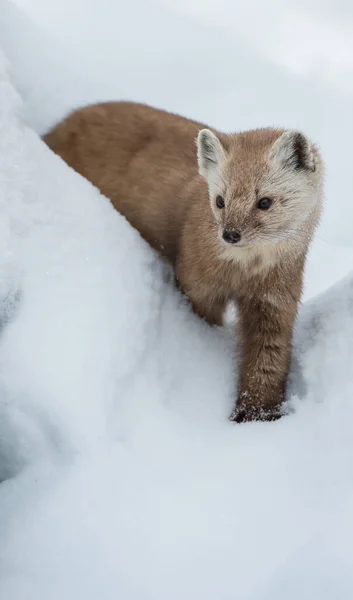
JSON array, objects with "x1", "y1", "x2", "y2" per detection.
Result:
[{"x1": 44, "y1": 101, "x2": 210, "y2": 260}]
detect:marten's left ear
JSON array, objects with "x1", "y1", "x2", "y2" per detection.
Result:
[
  {"x1": 197, "y1": 129, "x2": 226, "y2": 180},
  {"x1": 270, "y1": 130, "x2": 317, "y2": 172}
]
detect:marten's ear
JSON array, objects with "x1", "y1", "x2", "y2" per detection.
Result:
[
  {"x1": 197, "y1": 129, "x2": 226, "y2": 180},
  {"x1": 270, "y1": 130, "x2": 317, "y2": 172}
]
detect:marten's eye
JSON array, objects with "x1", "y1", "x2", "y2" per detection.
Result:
[
  {"x1": 257, "y1": 197, "x2": 272, "y2": 210},
  {"x1": 216, "y1": 195, "x2": 225, "y2": 209}
]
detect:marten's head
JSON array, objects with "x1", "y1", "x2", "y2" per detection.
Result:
[{"x1": 197, "y1": 127, "x2": 323, "y2": 251}]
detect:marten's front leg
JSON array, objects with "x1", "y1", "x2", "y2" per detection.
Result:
[
  {"x1": 175, "y1": 262, "x2": 226, "y2": 327},
  {"x1": 179, "y1": 283, "x2": 226, "y2": 327},
  {"x1": 230, "y1": 296, "x2": 298, "y2": 422}
]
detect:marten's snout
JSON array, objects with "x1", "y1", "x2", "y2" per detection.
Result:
[{"x1": 222, "y1": 229, "x2": 241, "y2": 244}]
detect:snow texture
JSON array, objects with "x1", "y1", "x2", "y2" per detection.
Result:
[{"x1": 0, "y1": 1, "x2": 353, "y2": 598}]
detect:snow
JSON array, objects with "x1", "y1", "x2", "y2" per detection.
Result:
[{"x1": 0, "y1": 0, "x2": 353, "y2": 598}]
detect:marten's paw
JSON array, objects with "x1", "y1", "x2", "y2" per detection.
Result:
[{"x1": 229, "y1": 404, "x2": 283, "y2": 423}]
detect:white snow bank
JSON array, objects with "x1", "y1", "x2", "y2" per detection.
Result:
[{"x1": 0, "y1": 2, "x2": 353, "y2": 599}]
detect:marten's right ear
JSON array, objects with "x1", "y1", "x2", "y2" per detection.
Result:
[{"x1": 197, "y1": 129, "x2": 226, "y2": 180}]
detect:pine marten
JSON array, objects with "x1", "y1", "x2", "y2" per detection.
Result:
[{"x1": 44, "y1": 102, "x2": 324, "y2": 422}]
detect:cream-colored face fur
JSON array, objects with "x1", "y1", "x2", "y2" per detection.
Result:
[{"x1": 197, "y1": 127, "x2": 323, "y2": 250}]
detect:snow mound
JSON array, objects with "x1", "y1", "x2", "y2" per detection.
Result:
[{"x1": 1, "y1": 3, "x2": 353, "y2": 599}]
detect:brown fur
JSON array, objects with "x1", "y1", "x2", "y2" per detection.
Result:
[{"x1": 44, "y1": 102, "x2": 324, "y2": 422}]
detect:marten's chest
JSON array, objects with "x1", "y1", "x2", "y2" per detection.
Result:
[{"x1": 215, "y1": 246, "x2": 288, "y2": 303}]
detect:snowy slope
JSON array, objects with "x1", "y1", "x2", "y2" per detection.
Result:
[{"x1": 0, "y1": 1, "x2": 353, "y2": 599}]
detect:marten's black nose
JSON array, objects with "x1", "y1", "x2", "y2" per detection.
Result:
[{"x1": 222, "y1": 229, "x2": 241, "y2": 244}]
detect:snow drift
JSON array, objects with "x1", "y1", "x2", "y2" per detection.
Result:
[{"x1": 1, "y1": 1, "x2": 353, "y2": 599}]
